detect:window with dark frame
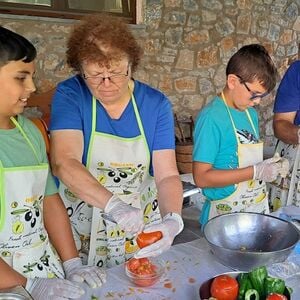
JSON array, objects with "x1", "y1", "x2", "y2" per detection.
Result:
[{"x1": 0, "y1": 0, "x2": 137, "y2": 23}]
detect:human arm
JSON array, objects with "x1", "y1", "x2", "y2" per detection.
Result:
[
  {"x1": 50, "y1": 130, "x2": 112, "y2": 209},
  {"x1": 192, "y1": 100, "x2": 288, "y2": 186},
  {"x1": 134, "y1": 150, "x2": 184, "y2": 259},
  {"x1": 153, "y1": 149, "x2": 183, "y2": 216},
  {"x1": 193, "y1": 154, "x2": 289, "y2": 188},
  {"x1": 0, "y1": 258, "x2": 84, "y2": 299},
  {"x1": 273, "y1": 112, "x2": 299, "y2": 145},
  {"x1": 50, "y1": 130, "x2": 143, "y2": 233},
  {"x1": 273, "y1": 61, "x2": 300, "y2": 144},
  {"x1": 43, "y1": 193, "x2": 79, "y2": 261},
  {"x1": 44, "y1": 193, "x2": 106, "y2": 288},
  {"x1": 0, "y1": 258, "x2": 26, "y2": 289},
  {"x1": 193, "y1": 161, "x2": 254, "y2": 188}
]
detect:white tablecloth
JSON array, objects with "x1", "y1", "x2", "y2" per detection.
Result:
[{"x1": 78, "y1": 238, "x2": 300, "y2": 300}]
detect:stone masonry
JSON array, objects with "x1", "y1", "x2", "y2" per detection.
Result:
[{"x1": 1, "y1": 0, "x2": 300, "y2": 149}]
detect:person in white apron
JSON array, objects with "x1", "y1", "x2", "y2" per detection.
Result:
[
  {"x1": 49, "y1": 14, "x2": 184, "y2": 268},
  {"x1": 192, "y1": 44, "x2": 289, "y2": 226},
  {"x1": 269, "y1": 60, "x2": 300, "y2": 209},
  {"x1": 0, "y1": 26, "x2": 105, "y2": 299}
]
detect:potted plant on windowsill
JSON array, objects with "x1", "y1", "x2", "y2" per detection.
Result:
[{"x1": 175, "y1": 114, "x2": 194, "y2": 174}]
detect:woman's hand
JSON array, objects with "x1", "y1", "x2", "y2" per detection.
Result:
[
  {"x1": 134, "y1": 212, "x2": 184, "y2": 258},
  {"x1": 104, "y1": 195, "x2": 144, "y2": 234}
]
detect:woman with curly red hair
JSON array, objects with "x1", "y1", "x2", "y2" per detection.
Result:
[{"x1": 50, "y1": 14, "x2": 184, "y2": 268}]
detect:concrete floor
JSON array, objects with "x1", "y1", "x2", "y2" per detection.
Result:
[
  {"x1": 174, "y1": 174, "x2": 205, "y2": 245},
  {"x1": 173, "y1": 205, "x2": 203, "y2": 245}
]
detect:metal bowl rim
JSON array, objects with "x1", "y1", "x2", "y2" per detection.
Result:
[
  {"x1": 203, "y1": 212, "x2": 300, "y2": 254},
  {"x1": 0, "y1": 293, "x2": 28, "y2": 300},
  {"x1": 205, "y1": 239, "x2": 298, "y2": 254}
]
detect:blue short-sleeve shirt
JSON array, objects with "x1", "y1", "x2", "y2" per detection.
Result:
[
  {"x1": 50, "y1": 76, "x2": 175, "y2": 175},
  {"x1": 274, "y1": 60, "x2": 300, "y2": 125}
]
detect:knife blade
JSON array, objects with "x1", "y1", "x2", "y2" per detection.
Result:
[{"x1": 102, "y1": 213, "x2": 118, "y2": 224}]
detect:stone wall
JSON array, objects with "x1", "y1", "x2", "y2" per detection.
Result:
[{"x1": 1, "y1": 0, "x2": 300, "y2": 148}]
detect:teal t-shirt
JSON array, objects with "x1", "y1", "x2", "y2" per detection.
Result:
[
  {"x1": 193, "y1": 96, "x2": 259, "y2": 224},
  {"x1": 0, "y1": 115, "x2": 57, "y2": 196}
]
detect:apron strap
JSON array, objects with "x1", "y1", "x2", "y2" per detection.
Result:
[
  {"x1": 221, "y1": 92, "x2": 259, "y2": 144},
  {"x1": 286, "y1": 144, "x2": 300, "y2": 205},
  {"x1": 10, "y1": 117, "x2": 41, "y2": 164},
  {"x1": 89, "y1": 84, "x2": 151, "y2": 171},
  {"x1": 0, "y1": 160, "x2": 5, "y2": 230}
]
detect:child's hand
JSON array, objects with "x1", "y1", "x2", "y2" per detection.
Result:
[{"x1": 253, "y1": 154, "x2": 288, "y2": 182}]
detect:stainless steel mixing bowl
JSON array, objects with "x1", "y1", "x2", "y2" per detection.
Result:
[{"x1": 203, "y1": 212, "x2": 300, "y2": 271}]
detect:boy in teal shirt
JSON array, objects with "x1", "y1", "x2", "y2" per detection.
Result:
[{"x1": 193, "y1": 44, "x2": 289, "y2": 226}]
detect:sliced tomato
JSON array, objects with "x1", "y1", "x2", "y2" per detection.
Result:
[
  {"x1": 266, "y1": 294, "x2": 288, "y2": 300},
  {"x1": 210, "y1": 275, "x2": 239, "y2": 300},
  {"x1": 127, "y1": 257, "x2": 159, "y2": 287},
  {"x1": 127, "y1": 258, "x2": 140, "y2": 272},
  {"x1": 139, "y1": 257, "x2": 151, "y2": 265},
  {"x1": 127, "y1": 258, "x2": 156, "y2": 276},
  {"x1": 136, "y1": 261, "x2": 155, "y2": 275},
  {"x1": 136, "y1": 231, "x2": 162, "y2": 248}
]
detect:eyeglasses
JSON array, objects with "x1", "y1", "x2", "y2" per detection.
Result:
[
  {"x1": 236, "y1": 75, "x2": 269, "y2": 100},
  {"x1": 83, "y1": 68, "x2": 129, "y2": 86}
]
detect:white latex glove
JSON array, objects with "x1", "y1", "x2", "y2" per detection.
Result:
[
  {"x1": 279, "y1": 157, "x2": 289, "y2": 178},
  {"x1": 104, "y1": 194, "x2": 144, "y2": 234},
  {"x1": 26, "y1": 277, "x2": 84, "y2": 300},
  {"x1": 253, "y1": 153, "x2": 289, "y2": 182},
  {"x1": 134, "y1": 213, "x2": 184, "y2": 258},
  {"x1": 63, "y1": 257, "x2": 106, "y2": 288}
]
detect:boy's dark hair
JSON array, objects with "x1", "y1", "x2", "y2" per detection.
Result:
[
  {"x1": 0, "y1": 26, "x2": 36, "y2": 67},
  {"x1": 226, "y1": 44, "x2": 278, "y2": 92}
]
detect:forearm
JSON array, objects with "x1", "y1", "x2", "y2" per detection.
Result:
[
  {"x1": 52, "y1": 158, "x2": 112, "y2": 209},
  {"x1": 194, "y1": 166, "x2": 253, "y2": 188},
  {"x1": 43, "y1": 194, "x2": 78, "y2": 262},
  {"x1": 273, "y1": 119, "x2": 298, "y2": 145},
  {"x1": 0, "y1": 258, "x2": 26, "y2": 289},
  {"x1": 156, "y1": 174, "x2": 183, "y2": 217}
]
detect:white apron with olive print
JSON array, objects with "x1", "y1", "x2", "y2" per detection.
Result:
[
  {"x1": 0, "y1": 117, "x2": 64, "y2": 279},
  {"x1": 208, "y1": 94, "x2": 269, "y2": 220},
  {"x1": 59, "y1": 92, "x2": 161, "y2": 268},
  {"x1": 268, "y1": 141, "x2": 300, "y2": 210}
]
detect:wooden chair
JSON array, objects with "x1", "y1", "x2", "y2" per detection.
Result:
[
  {"x1": 27, "y1": 88, "x2": 55, "y2": 127},
  {"x1": 27, "y1": 88, "x2": 55, "y2": 157},
  {"x1": 30, "y1": 117, "x2": 50, "y2": 157}
]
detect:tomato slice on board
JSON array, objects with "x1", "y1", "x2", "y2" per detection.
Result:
[
  {"x1": 210, "y1": 275, "x2": 239, "y2": 300},
  {"x1": 136, "y1": 231, "x2": 162, "y2": 248},
  {"x1": 266, "y1": 294, "x2": 288, "y2": 300}
]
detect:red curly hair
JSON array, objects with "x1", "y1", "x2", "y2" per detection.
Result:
[{"x1": 67, "y1": 14, "x2": 142, "y2": 72}]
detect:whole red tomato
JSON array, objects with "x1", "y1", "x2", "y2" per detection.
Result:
[
  {"x1": 210, "y1": 275, "x2": 239, "y2": 300},
  {"x1": 136, "y1": 231, "x2": 162, "y2": 248},
  {"x1": 266, "y1": 294, "x2": 288, "y2": 300}
]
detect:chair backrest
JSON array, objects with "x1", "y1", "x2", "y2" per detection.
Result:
[
  {"x1": 30, "y1": 117, "x2": 50, "y2": 156},
  {"x1": 27, "y1": 88, "x2": 55, "y2": 126}
]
